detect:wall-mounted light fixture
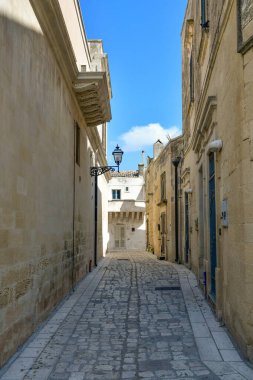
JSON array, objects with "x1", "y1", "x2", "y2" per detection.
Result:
[
  {"x1": 90, "y1": 145, "x2": 124, "y2": 266},
  {"x1": 207, "y1": 140, "x2": 223, "y2": 154}
]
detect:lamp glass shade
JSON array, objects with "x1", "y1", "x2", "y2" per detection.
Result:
[
  {"x1": 112, "y1": 145, "x2": 124, "y2": 165},
  {"x1": 172, "y1": 156, "x2": 181, "y2": 167}
]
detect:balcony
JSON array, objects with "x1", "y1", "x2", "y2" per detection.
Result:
[{"x1": 73, "y1": 72, "x2": 112, "y2": 128}]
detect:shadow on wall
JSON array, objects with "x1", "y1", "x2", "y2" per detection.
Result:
[
  {"x1": 136, "y1": 186, "x2": 145, "y2": 201},
  {"x1": 0, "y1": 13, "x2": 96, "y2": 367},
  {"x1": 0, "y1": 14, "x2": 73, "y2": 367}
]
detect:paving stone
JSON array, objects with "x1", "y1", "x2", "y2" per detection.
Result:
[
  {"x1": 218, "y1": 374, "x2": 247, "y2": 380},
  {"x1": 203, "y1": 361, "x2": 237, "y2": 376},
  {"x1": 228, "y1": 362, "x2": 253, "y2": 380},
  {"x1": 122, "y1": 371, "x2": 136, "y2": 379},
  {"x1": 212, "y1": 332, "x2": 234, "y2": 349},
  {"x1": 195, "y1": 337, "x2": 222, "y2": 361},
  {"x1": 220, "y1": 349, "x2": 242, "y2": 362},
  {"x1": 1, "y1": 252, "x2": 252, "y2": 380},
  {"x1": 1, "y1": 358, "x2": 36, "y2": 380},
  {"x1": 191, "y1": 322, "x2": 211, "y2": 338}
]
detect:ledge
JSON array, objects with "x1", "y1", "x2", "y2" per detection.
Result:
[
  {"x1": 156, "y1": 199, "x2": 167, "y2": 206},
  {"x1": 30, "y1": 0, "x2": 112, "y2": 129},
  {"x1": 73, "y1": 72, "x2": 111, "y2": 128}
]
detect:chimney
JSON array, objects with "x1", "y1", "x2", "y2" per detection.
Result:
[
  {"x1": 153, "y1": 140, "x2": 164, "y2": 158},
  {"x1": 138, "y1": 163, "x2": 144, "y2": 176}
]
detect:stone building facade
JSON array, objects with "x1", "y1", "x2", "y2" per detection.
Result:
[
  {"x1": 145, "y1": 0, "x2": 253, "y2": 363},
  {"x1": 0, "y1": 0, "x2": 111, "y2": 365},
  {"x1": 145, "y1": 138, "x2": 183, "y2": 262},
  {"x1": 108, "y1": 165, "x2": 146, "y2": 252},
  {"x1": 180, "y1": 0, "x2": 253, "y2": 362}
]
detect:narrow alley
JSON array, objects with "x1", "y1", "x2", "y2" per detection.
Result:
[{"x1": 0, "y1": 252, "x2": 252, "y2": 380}]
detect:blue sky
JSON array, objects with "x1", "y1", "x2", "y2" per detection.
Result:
[{"x1": 81, "y1": 0, "x2": 188, "y2": 170}]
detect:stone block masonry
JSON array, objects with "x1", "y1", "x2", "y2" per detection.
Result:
[{"x1": 0, "y1": 0, "x2": 110, "y2": 366}]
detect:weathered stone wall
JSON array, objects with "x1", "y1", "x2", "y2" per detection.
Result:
[
  {"x1": 182, "y1": 0, "x2": 253, "y2": 362},
  {"x1": 0, "y1": 0, "x2": 109, "y2": 366},
  {"x1": 145, "y1": 138, "x2": 183, "y2": 262}
]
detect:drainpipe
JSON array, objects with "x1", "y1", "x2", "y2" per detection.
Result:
[
  {"x1": 72, "y1": 122, "x2": 76, "y2": 290},
  {"x1": 94, "y1": 173, "x2": 98, "y2": 267},
  {"x1": 172, "y1": 156, "x2": 181, "y2": 263}
]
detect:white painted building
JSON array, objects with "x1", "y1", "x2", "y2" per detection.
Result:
[{"x1": 108, "y1": 164, "x2": 146, "y2": 251}]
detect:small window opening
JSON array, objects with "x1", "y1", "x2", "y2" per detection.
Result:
[
  {"x1": 112, "y1": 189, "x2": 121, "y2": 200},
  {"x1": 160, "y1": 172, "x2": 166, "y2": 201},
  {"x1": 201, "y1": 0, "x2": 209, "y2": 29}
]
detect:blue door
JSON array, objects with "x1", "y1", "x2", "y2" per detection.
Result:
[
  {"x1": 185, "y1": 192, "x2": 189, "y2": 263},
  {"x1": 209, "y1": 153, "x2": 217, "y2": 297}
]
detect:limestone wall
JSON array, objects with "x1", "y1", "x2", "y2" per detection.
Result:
[
  {"x1": 0, "y1": 0, "x2": 109, "y2": 366},
  {"x1": 145, "y1": 138, "x2": 183, "y2": 261},
  {"x1": 181, "y1": 0, "x2": 253, "y2": 362}
]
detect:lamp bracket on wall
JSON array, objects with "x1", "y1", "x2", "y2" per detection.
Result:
[{"x1": 90, "y1": 166, "x2": 117, "y2": 176}]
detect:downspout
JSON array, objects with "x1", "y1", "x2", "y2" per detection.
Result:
[
  {"x1": 172, "y1": 157, "x2": 181, "y2": 263},
  {"x1": 94, "y1": 173, "x2": 98, "y2": 267},
  {"x1": 72, "y1": 122, "x2": 76, "y2": 290}
]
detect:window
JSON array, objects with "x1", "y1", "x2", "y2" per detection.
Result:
[
  {"x1": 125, "y1": 186, "x2": 129, "y2": 192},
  {"x1": 201, "y1": 0, "x2": 209, "y2": 29},
  {"x1": 190, "y1": 52, "x2": 194, "y2": 102},
  {"x1": 75, "y1": 122, "x2": 80, "y2": 166},
  {"x1": 160, "y1": 172, "x2": 166, "y2": 201},
  {"x1": 161, "y1": 213, "x2": 166, "y2": 234},
  {"x1": 112, "y1": 189, "x2": 121, "y2": 200}
]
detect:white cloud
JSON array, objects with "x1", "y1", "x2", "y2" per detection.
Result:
[{"x1": 119, "y1": 123, "x2": 181, "y2": 152}]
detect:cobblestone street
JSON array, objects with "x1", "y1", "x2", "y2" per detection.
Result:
[{"x1": 1, "y1": 252, "x2": 253, "y2": 380}]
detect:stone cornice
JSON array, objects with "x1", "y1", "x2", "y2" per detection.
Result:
[
  {"x1": 29, "y1": 0, "x2": 78, "y2": 83},
  {"x1": 73, "y1": 72, "x2": 112, "y2": 128},
  {"x1": 29, "y1": 0, "x2": 110, "y2": 172}
]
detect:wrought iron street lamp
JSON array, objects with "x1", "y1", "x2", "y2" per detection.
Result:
[{"x1": 90, "y1": 145, "x2": 124, "y2": 266}]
